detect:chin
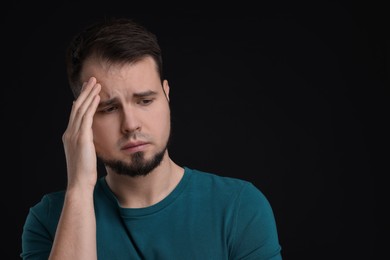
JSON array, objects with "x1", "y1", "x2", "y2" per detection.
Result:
[{"x1": 100, "y1": 148, "x2": 166, "y2": 177}]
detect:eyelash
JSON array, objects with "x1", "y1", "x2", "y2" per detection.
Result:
[
  {"x1": 138, "y1": 99, "x2": 153, "y2": 105},
  {"x1": 99, "y1": 106, "x2": 118, "y2": 113},
  {"x1": 99, "y1": 99, "x2": 154, "y2": 113}
]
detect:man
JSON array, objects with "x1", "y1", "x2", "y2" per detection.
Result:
[{"x1": 21, "y1": 17, "x2": 283, "y2": 259}]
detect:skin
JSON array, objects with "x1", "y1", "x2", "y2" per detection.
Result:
[{"x1": 49, "y1": 56, "x2": 184, "y2": 259}]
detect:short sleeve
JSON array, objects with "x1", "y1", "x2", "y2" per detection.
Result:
[
  {"x1": 229, "y1": 182, "x2": 282, "y2": 260},
  {"x1": 21, "y1": 194, "x2": 62, "y2": 260}
]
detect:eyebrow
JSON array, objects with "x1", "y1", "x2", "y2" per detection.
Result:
[
  {"x1": 98, "y1": 90, "x2": 158, "y2": 107},
  {"x1": 133, "y1": 90, "x2": 158, "y2": 98}
]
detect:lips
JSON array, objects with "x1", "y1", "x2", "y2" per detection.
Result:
[{"x1": 121, "y1": 141, "x2": 149, "y2": 152}]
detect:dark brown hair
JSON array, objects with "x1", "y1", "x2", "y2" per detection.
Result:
[{"x1": 66, "y1": 17, "x2": 163, "y2": 97}]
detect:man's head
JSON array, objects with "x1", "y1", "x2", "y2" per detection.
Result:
[{"x1": 66, "y1": 18, "x2": 171, "y2": 177}]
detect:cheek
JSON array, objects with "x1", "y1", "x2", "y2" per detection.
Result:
[{"x1": 157, "y1": 109, "x2": 171, "y2": 137}]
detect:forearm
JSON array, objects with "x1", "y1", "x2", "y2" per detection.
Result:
[{"x1": 49, "y1": 187, "x2": 97, "y2": 260}]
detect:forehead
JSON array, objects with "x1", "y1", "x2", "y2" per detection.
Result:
[
  {"x1": 81, "y1": 56, "x2": 158, "y2": 82},
  {"x1": 81, "y1": 57, "x2": 161, "y2": 97}
]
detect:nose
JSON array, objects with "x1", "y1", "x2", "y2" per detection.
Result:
[{"x1": 121, "y1": 107, "x2": 141, "y2": 134}]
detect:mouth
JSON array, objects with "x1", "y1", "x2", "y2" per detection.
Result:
[{"x1": 121, "y1": 141, "x2": 149, "y2": 153}]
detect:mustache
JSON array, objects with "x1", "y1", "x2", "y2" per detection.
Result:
[{"x1": 120, "y1": 132, "x2": 150, "y2": 143}]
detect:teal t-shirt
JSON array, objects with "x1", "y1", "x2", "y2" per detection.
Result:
[{"x1": 21, "y1": 167, "x2": 282, "y2": 259}]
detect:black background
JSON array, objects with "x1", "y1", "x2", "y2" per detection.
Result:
[{"x1": 6, "y1": 1, "x2": 388, "y2": 259}]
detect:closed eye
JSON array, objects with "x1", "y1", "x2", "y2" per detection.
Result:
[{"x1": 97, "y1": 105, "x2": 119, "y2": 113}]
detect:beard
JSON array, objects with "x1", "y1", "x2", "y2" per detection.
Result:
[
  {"x1": 100, "y1": 149, "x2": 166, "y2": 177},
  {"x1": 99, "y1": 130, "x2": 171, "y2": 177}
]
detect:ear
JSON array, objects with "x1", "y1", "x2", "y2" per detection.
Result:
[{"x1": 163, "y1": 79, "x2": 170, "y2": 101}]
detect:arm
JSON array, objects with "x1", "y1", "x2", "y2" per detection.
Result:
[{"x1": 49, "y1": 77, "x2": 101, "y2": 260}]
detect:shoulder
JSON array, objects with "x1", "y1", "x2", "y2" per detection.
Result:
[
  {"x1": 186, "y1": 166, "x2": 258, "y2": 188},
  {"x1": 185, "y1": 167, "x2": 267, "y2": 203},
  {"x1": 29, "y1": 190, "x2": 66, "y2": 220},
  {"x1": 30, "y1": 177, "x2": 109, "y2": 212},
  {"x1": 22, "y1": 190, "x2": 66, "y2": 239},
  {"x1": 187, "y1": 168, "x2": 283, "y2": 258}
]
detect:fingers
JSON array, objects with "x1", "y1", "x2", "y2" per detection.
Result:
[
  {"x1": 67, "y1": 77, "x2": 101, "y2": 133},
  {"x1": 80, "y1": 90, "x2": 100, "y2": 133},
  {"x1": 62, "y1": 77, "x2": 101, "y2": 189}
]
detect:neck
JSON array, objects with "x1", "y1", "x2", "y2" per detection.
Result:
[{"x1": 104, "y1": 156, "x2": 184, "y2": 208}]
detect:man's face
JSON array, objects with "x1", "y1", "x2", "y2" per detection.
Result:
[{"x1": 80, "y1": 56, "x2": 171, "y2": 177}]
